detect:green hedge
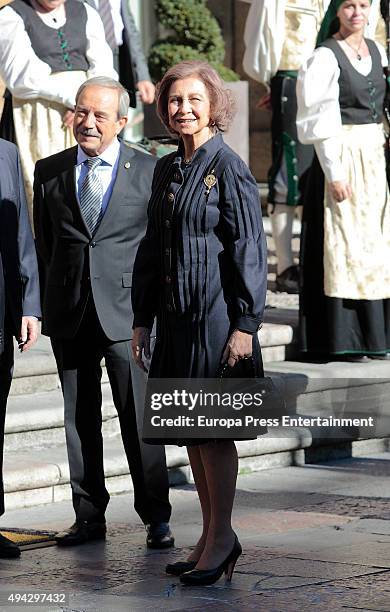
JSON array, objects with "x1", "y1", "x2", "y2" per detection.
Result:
[{"x1": 149, "y1": 0, "x2": 239, "y2": 82}]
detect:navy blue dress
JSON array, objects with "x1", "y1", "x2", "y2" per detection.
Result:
[{"x1": 132, "y1": 134, "x2": 267, "y2": 442}]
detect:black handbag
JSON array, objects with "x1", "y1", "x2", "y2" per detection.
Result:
[{"x1": 216, "y1": 358, "x2": 285, "y2": 422}]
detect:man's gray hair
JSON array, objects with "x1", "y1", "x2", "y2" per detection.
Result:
[{"x1": 75, "y1": 76, "x2": 130, "y2": 118}]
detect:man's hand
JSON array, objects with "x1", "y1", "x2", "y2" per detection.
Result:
[
  {"x1": 222, "y1": 329, "x2": 253, "y2": 368},
  {"x1": 329, "y1": 180, "x2": 353, "y2": 203},
  {"x1": 62, "y1": 109, "x2": 75, "y2": 128},
  {"x1": 131, "y1": 326, "x2": 151, "y2": 372},
  {"x1": 18, "y1": 316, "x2": 39, "y2": 352},
  {"x1": 137, "y1": 80, "x2": 155, "y2": 104},
  {"x1": 256, "y1": 93, "x2": 272, "y2": 111}
]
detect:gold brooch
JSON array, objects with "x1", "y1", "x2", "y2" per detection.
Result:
[{"x1": 203, "y1": 173, "x2": 217, "y2": 194}]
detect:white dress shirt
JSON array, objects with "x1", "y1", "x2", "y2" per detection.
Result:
[
  {"x1": 75, "y1": 138, "x2": 121, "y2": 215},
  {"x1": 297, "y1": 42, "x2": 387, "y2": 183}
]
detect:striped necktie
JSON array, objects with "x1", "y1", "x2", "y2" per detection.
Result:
[
  {"x1": 80, "y1": 158, "x2": 103, "y2": 234},
  {"x1": 98, "y1": 0, "x2": 117, "y2": 51}
]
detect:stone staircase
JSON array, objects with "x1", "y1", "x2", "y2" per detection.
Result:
[{"x1": 3, "y1": 217, "x2": 390, "y2": 511}]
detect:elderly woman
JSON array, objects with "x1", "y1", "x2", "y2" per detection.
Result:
[
  {"x1": 297, "y1": 0, "x2": 390, "y2": 360},
  {"x1": 0, "y1": 0, "x2": 116, "y2": 214},
  {"x1": 131, "y1": 60, "x2": 267, "y2": 585}
]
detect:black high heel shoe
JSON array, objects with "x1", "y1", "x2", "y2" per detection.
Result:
[
  {"x1": 179, "y1": 534, "x2": 242, "y2": 586},
  {"x1": 165, "y1": 560, "x2": 197, "y2": 576}
]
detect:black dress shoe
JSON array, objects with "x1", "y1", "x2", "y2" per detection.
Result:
[
  {"x1": 166, "y1": 560, "x2": 197, "y2": 576},
  {"x1": 146, "y1": 522, "x2": 174, "y2": 549},
  {"x1": 0, "y1": 533, "x2": 21, "y2": 558},
  {"x1": 275, "y1": 265, "x2": 299, "y2": 294},
  {"x1": 55, "y1": 520, "x2": 106, "y2": 547}
]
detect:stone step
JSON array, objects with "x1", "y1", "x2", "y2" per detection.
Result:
[
  {"x1": 4, "y1": 357, "x2": 390, "y2": 510},
  {"x1": 4, "y1": 383, "x2": 117, "y2": 452},
  {"x1": 10, "y1": 308, "x2": 298, "y2": 395},
  {"x1": 262, "y1": 215, "x2": 302, "y2": 237},
  {"x1": 10, "y1": 335, "x2": 58, "y2": 396}
]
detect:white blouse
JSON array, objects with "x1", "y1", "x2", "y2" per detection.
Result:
[
  {"x1": 297, "y1": 42, "x2": 388, "y2": 183},
  {"x1": 0, "y1": 3, "x2": 117, "y2": 110}
]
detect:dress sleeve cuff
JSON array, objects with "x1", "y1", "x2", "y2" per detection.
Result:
[
  {"x1": 132, "y1": 313, "x2": 155, "y2": 330},
  {"x1": 234, "y1": 316, "x2": 263, "y2": 335}
]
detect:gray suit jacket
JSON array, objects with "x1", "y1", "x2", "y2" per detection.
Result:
[
  {"x1": 0, "y1": 139, "x2": 41, "y2": 353},
  {"x1": 33, "y1": 141, "x2": 156, "y2": 341},
  {"x1": 84, "y1": 0, "x2": 151, "y2": 107}
]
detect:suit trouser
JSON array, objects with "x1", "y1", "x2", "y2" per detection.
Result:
[
  {"x1": 0, "y1": 327, "x2": 14, "y2": 517},
  {"x1": 51, "y1": 298, "x2": 171, "y2": 525}
]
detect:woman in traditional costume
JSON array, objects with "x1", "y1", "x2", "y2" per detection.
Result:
[
  {"x1": 297, "y1": 0, "x2": 390, "y2": 360},
  {"x1": 0, "y1": 0, "x2": 116, "y2": 214}
]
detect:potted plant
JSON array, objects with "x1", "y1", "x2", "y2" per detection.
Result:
[{"x1": 144, "y1": 0, "x2": 249, "y2": 162}]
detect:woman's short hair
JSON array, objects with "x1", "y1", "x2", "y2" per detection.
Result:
[
  {"x1": 76, "y1": 76, "x2": 129, "y2": 118},
  {"x1": 156, "y1": 60, "x2": 236, "y2": 134}
]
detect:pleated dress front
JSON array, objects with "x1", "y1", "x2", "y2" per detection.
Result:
[{"x1": 132, "y1": 134, "x2": 268, "y2": 443}]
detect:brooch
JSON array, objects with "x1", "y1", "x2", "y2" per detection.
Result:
[{"x1": 203, "y1": 172, "x2": 217, "y2": 195}]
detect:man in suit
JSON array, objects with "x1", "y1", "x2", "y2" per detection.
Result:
[
  {"x1": 0, "y1": 138, "x2": 40, "y2": 558},
  {"x1": 33, "y1": 76, "x2": 173, "y2": 548},
  {"x1": 84, "y1": 0, "x2": 155, "y2": 107}
]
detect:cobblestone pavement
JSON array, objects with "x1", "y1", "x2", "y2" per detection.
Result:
[{"x1": 1, "y1": 453, "x2": 390, "y2": 611}]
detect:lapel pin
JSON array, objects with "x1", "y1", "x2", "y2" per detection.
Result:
[
  {"x1": 124, "y1": 161, "x2": 131, "y2": 169},
  {"x1": 204, "y1": 172, "x2": 217, "y2": 195}
]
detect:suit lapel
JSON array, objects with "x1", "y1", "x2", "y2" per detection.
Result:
[
  {"x1": 94, "y1": 143, "x2": 136, "y2": 235},
  {"x1": 60, "y1": 147, "x2": 92, "y2": 237}
]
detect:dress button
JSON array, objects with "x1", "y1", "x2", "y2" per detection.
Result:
[
  {"x1": 293, "y1": 175, "x2": 298, "y2": 182},
  {"x1": 165, "y1": 219, "x2": 171, "y2": 229},
  {"x1": 90, "y1": 241, "x2": 96, "y2": 247},
  {"x1": 167, "y1": 193, "x2": 175, "y2": 203},
  {"x1": 165, "y1": 275, "x2": 171, "y2": 284}
]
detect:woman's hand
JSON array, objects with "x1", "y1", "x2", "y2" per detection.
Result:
[
  {"x1": 131, "y1": 327, "x2": 151, "y2": 372},
  {"x1": 222, "y1": 329, "x2": 253, "y2": 368},
  {"x1": 329, "y1": 180, "x2": 352, "y2": 203}
]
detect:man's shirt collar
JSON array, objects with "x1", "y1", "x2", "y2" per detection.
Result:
[{"x1": 76, "y1": 138, "x2": 121, "y2": 167}]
